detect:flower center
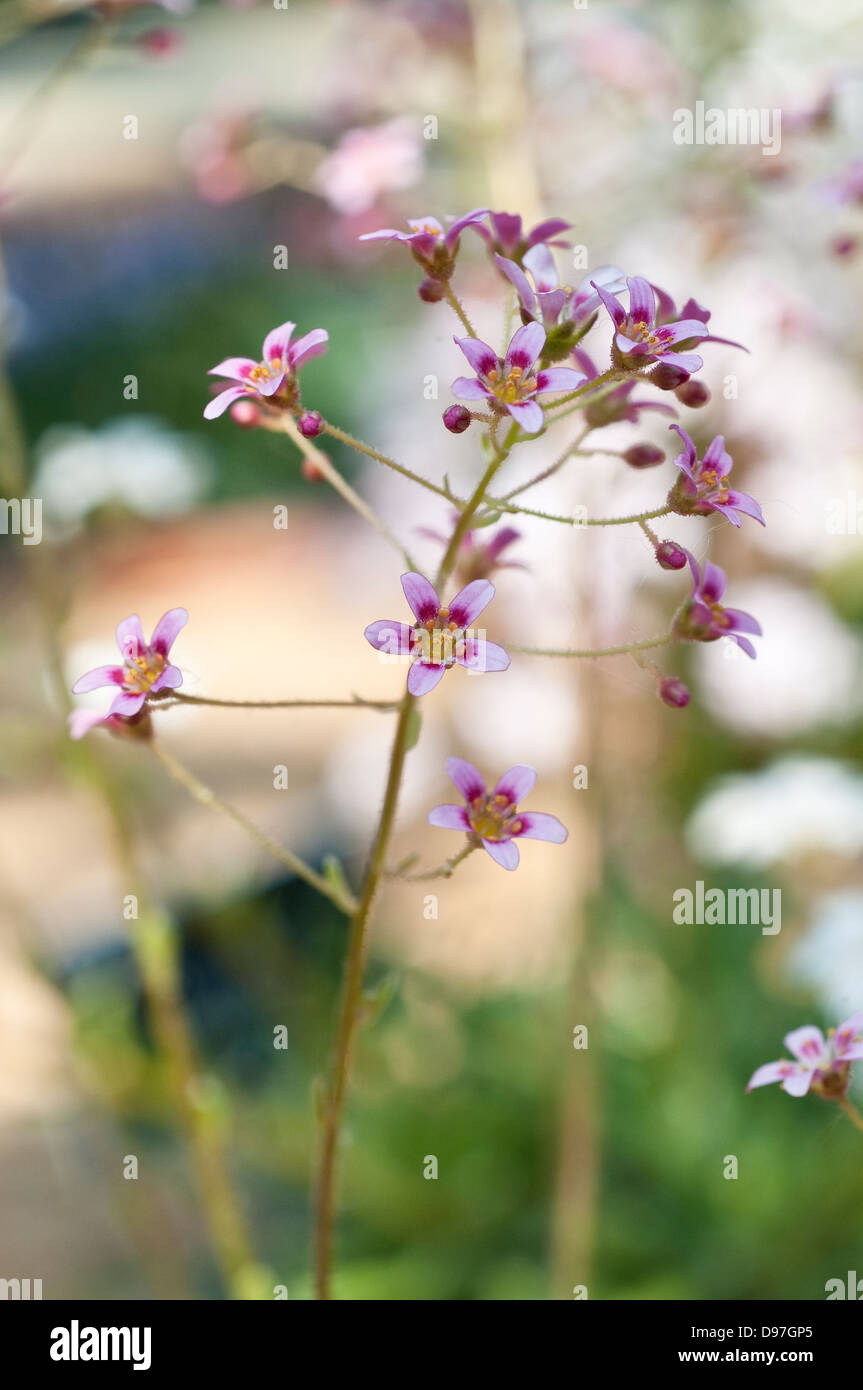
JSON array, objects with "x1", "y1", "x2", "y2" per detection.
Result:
[
  {"x1": 699, "y1": 467, "x2": 730, "y2": 500},
  {"x1": 249, "y1": 357, "x2": 281, "y2": 383},
  {"x1": 410, "y1": 606, "x2": 464, "y2": 666},
  {"x1": 123, "y1": 648, "x2": 166, "y2": 693},
  {"x1": 707, "y1": 602, "x2": 730, "y2": 628},
  {"x1": 467, "y1": 792, "x2": 523, "y2": 842},
  {"x1": 628, "y1": 319, "x2": 661, "y2": 347},
  {"x1": 485, "y1": 364, "x2": 538, "y2": 404}
]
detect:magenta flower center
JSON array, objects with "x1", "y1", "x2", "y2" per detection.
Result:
[
  {"x1": 485, "y1": 363, "x2": 538, "y2": 404},
  {"x1": 467, "y1": 792, "x2": 523, "y2": 842},
  {"x1": 123, "y1": 647, "x2": 166, "y2": 693},
  {"x1": 410, "y1": 607, "x2": 467, "y2": 666}
]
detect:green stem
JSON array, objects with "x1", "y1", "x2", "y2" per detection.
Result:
[
  {"x1": 501, "y1": 428, "x2": 589, "y2": 502},
  {"x1": 839, "y1": 1096, "x2": 863, "y2": 1134},
  {"x1": 321, "y1": 421, "x2": 451, "y2": 501},
  {"x1": 442, "y1": 281, "x2": 478, "y2": 337},
  {"x1": 156, "y1": 693, "x2": 396, "y2": 712},
  {"x1": 512, "y1": 633, "x2": 675, "y2": 659},
  {"x1": 150, "y1": 740, "x2": 356, "y2": 916},
  {"x1": 281, "y1": 416, "x2": 416, "y2": 568},
  {"x1": 390, "y1": 842, "x2": 477, "y2": 881}
]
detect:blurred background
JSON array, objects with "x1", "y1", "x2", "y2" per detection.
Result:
[{"x1": 1, "y1": 0, "x2": 863, "y2": 1300}]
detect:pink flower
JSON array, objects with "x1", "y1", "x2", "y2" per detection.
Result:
[
  {"x1": 673, "y1": 552, "x2": 762, "y2": 658},
  {"x1": 315, "y1": 118, "x2": 424, "y2": 217},
  {"x1": 359, "y1": 209, "x2": 488, "y2": 274},
  {"x1": 204, "y1": 321, "x2": 328, "y2": 420},
  {"x1": 429, "y1": 758, "x2": 567, "y2": 870},
  {"x1": 669, "y1": 424, "x2": 765, "y2": 528},
  {"x1": 594, "y1": 275, "x2": 719, "y2": 375},
  {"x1": 364, "y1": 572, "x2": 509, "y2": 697},
  {"x1": 72, "y1": 609, "x2": 188, "y2": 717},
  {"x1": 451, "y1": 323, "x2": 585, "y2": 434},
  {"x1": 68, "y1": 708, "x2": 151, "y2": 742},
  {"x1": 417, "y1": 517, "x2": 525, "y2": 583},
  {"x1": 469, "y1": 211, "x2": 572, "y2": 263},
  {"x1": 747, "y1": 1013, "x2": 863, "y2": 1099}
]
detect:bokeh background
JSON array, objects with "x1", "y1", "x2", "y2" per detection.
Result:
[{"x1": 1, "y1": 0, "x2": 863, "y2": 1300}]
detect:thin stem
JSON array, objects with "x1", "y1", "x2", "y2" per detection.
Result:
[
  {"x1": 442, "y1": 281, "x2": 478, "y2": 338},
  {"x1": 156, "y1": 692, "x2": 396, "y2": 712},
  {"x1": 501, "y1": 428, "x2": 589, "y2": 502},
  {"x1": 390, "y1": 842, "x2": 477, "y2": 881},
  {"x1": 483, "y1": 498, "x2": 673, "y2": 528},
  {"x1": 313, "y1": 692, "x2": 416, "y2": 1298},
  {"x1": 512, "y1": 633, "x2": 675, "y2": 659},
  {"x1": 435, "y1": 430, "x2": 511, "y2": 589},
  {"x1": 150, "y1": 739, "x2": 357, "y2": 916},
  {"x1": 321, "y1": 420, "x2": 451, "y2": 502},
  {"x1": 839, "y1": 1096, "x2": 863, "y2": 1134},
  {"x1": 281, "y1": 416, "x2": 416, "y2": 568}
]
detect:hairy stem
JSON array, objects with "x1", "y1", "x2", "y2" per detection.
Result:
[
  {"x1": 320, "y1": 420, "x2": 451, "y2": 501},
  {"x1": 512, "y1": 633, "x2": 674, "y2": 659},
  {"x1": 839, "y1": 1096, "x2": 863, "y2": 1134},
  {"x1": 442, "y1": 281, "x2": 478, "y2": 338},
  {"x1": 150, "y1": 739, "x2": 356, "y2": 915},
  {"x1": 156, "y1": 692, "x2": 396, "y2": 712}
]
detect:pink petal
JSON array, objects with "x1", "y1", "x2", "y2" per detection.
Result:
[
  {"x1": 626, "y1": 276, "x2": 655, "y2": 325},
  {"x1": 446, "y1": 756, "x2": 486, "y2": 803},
  {"x1": 534, "y1": 367, "x2": 585, "y2": 395},
  {"x1": 784, "y1": 1026, "x2": 828, "y2": 1066},
  {"x1": 208, "y1": 356, "x2": 257, "y2": 381},
  {"x1": 746, "y1": 1060, "x2": 797, "y2": 1091},
  {"x1": 72, "y1": 664, "x2": 125, "y2": 694},
  {"x1": 151, "y1": 664, "x2": 183, "y2": 692},
  {"x1": 401, "y1": 572, "x2": 439, "y2": 623},
  {"x1": 451, "y1": 377, "x2": 493, "y2": 401},
  {"x1": 457, "y1": 637, "x2": 510, "y2": 673},
  {"x1": 407, "y1": 661, "x2": 446, "y2": 697},
  {"x1": 204, "y1": 385, "x2": 253, "y2": 420},
  {"x1": 504, "y1": 321, "x2": 545, "y2": 372},
  {"x1": 454, "y1": 335, "x2": 498, "y2": 379},
  {"x1": 492, "y1": 764, "x2": 536, "y2": 805},
  {"x1": 150, "y1": 607, "x2": 188, "y2": 657},
  {"x1": 262, "y1": 319, "x2": 295, "y2": 363},
  {"x1": 289, "y1": 328, "x2": 329, "y2": 369},
  {"x1": 505, "y1": 399, "x2": 544, "y2": 433},
  {"x1": 108, "y1": 690, "x2": 147, "y2": 717},
  {"x1": 448, "y1": 578, "x2": 494, "y2": 628},
  {"x1": 68, "y1": 709, "x2": 108, "y2": 740},
  {"x1": 116, "y1": 614, "x2": 145, "y2": 659},
  {"x1": 781, "y1": 1069, "x2": 814, "y2": 1097},
  {"x1": 482, "y1": 838, "x2": 520, "y2": 870},
  {"x1": 515, "y1": 811, "x2": 568, "y2": 843},
  {"x1": 363, "y1": 620, "x2": 414, "y2": 655},
  {"x1": 428, "y1": 803, "x2": 472, "y2": 831}
]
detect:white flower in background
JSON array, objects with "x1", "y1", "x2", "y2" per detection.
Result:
[
  {"x1": 791, "y1": 891, "x2": 863, "y2": 1030},
  {"x1": 687, "y1": 756, "x2": 863, "y2": 870},
  {"x1": 693, "y1": 579, "x2": 863, "y2": 738},
  {"x1": 33, "y1": 418, "x2": 209, "y2": 532},
  {"x1": 315, "y1": 118, "x2": 424, "y2": 216}
]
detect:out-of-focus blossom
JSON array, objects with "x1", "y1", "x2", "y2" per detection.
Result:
[
  {"x1": 668, "y1": 424, "x2": 765, "y2": 528},
  {"x1": 826, "y1": 157, "x2": 863, "y2": 206},
  {"x1": 451, "y1": 323, "x2": 584, "y2": 434},
  {"x1": 417, "y1": 518, "x2": 524, "y2": 583},
  {"x1": 33, "y1": 418, "x2": 207, "y2": 532},
  {"x1": 179, "y1": 106, "x2": 255, "y2": 204},
  {"x1": 68, "y1": 707, "x2": 151, "y2": 742},
  {"x1": 204, "y1": 320, "x2": 328, "y2": 420},
  {"x1": 468, "y1": 211, "x2": 571, "y2": 263},
  {"x1": 651, "y1": 283, "x2": 745, "y2": 351},
  {"x1": 315, "y1": 118, "x2": 424, "y2": 216},
  {"x1": 364, "y1": 572, "x2": 509, "y2": 697},
  {"x1": 496, "y1": 251, "x2": 624, "y2": 332},
  {"x1": 673, "y1": 552, "x2": 762, "y2": 658},
  {"x1": 72, "y1": 609, "x2": 188, "y2": 718},
  {"x1": 429, "y1": 757, "x2": 567, "y2": 870},
  {"x1": 747, "y1": 1013, "x2": 863, "y2": 1099}
]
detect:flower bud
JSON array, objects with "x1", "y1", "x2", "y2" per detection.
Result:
[
  {"x1": 659, "y1": 677, "x2": 690, "y2": 709},
  {"x1": 297, "y1": 410, "x2": 324, "y2": 438},
  {"x1": 674, "y1": 379, "x2": 710, "y2": 407},
  {"x1": 443, "y1": 404, "x2": 471, "y2": 434},
  {"x1": 832, "y1": 234, "x2": 857, "y2": 259},
  {"x1": 655, "y1": 540, "x2": 687, "y2": 571},
  {"x1": 418, "y1": 277, "x2": 446, "y2": 303},
  {"x1": 230, "y1": 399, "x2": 261, "y2": 428},
  {"x1": 623, "y1": 442, "x2": 664, "y2": 469},
  {"x1": 651, "y1": 362, "x2": 690, "y2": 391}
]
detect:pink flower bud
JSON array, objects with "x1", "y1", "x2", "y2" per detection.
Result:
[
  {"x1": 230, "y1": 399, "x2": 261, "y2": 428},
  {"x1": 659, "y1": 677, "x2": 690, "y2": 708},
  {"x1": 674, "y1": 379, "x2": 710, "y2": 407},
  {"x1": 443, "y1": 404, "x2": 471, "y2": 434},
  {"x1": 418, "y1": 277, "x2": 446, "y2": 303},
  {"x1": 623, "y1": 442, "x2": 664, "y2": 468},
  {"x1": 297, "y1": 410, "x2": 324, "y2": 438},
  {"x1": 651, "y1": 362, "x2": 690, "y2": 391},
  {"x1": 138, "y1": 27, "x2": 183, "y2": 59},
  {"x1": 655, "y1": 540, "x2": 687, "y2": 571}
]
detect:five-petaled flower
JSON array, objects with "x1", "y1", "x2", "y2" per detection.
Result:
[
  {"x1": 495, "y1": 251, "x2": 624, "y2": 353},
  {"x1": 469, "y1": 210, "x2": 572, "y2": 264},
  {"x1": 364, "y1": 572, "x2": 509, "y2": 697},
  {"x1": 72, "y1": 608, "x2": 189, "y2": 717},
  {"x1": 452, "y1": 323, "x2": 584, "y2": 434},
  {"x1": 429, "y1": 757, "x2": 567, "y2": 870},
  {"x1": 747, "y1": 1013, "x2": 863, "y2": 1099},
  {"x1": 204, "y1": 320, "x2": 329, "y2": 420},
  {"x1": 593, "y1": 275, "x2": 718, "y2": 376},
  {"x1": 359, "y1": 209, "x2": 488, "y2": 278},
  {"x1": 669, "y1": 424, "x2": 765, "y2": 528},
  {"x1": 673, "y1": 552, "x2": 761, "y2": 657}
]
